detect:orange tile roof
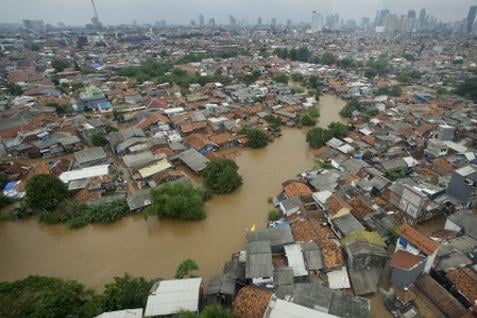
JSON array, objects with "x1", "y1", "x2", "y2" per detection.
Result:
[
  {"x1": 431, "y1": 158, "x2": 455, "y2": 176},
  {"x1": 448, "y1": 268, "x2": 477, "y2": 304},
  {"x1": 233, "y1": 287, "x2": 272, "y2": 318},
  {"x1": 327, "y1": 194, "x2": 352, "y2": 216},
  {"x1": 180, "y1": 121, "x2": 207, "y2": 134},
  {"x1": 209, "y1": 133, "x2": 235, "y2": 145},
  {"x1": 399, "y1": 224, "x2": 439, "y2": 255},
  {"x1": 283, "y1": 181, "x2": 312, "y2": 198},
  {"x1": 137, "y1": 113, "x2": 169, "y2": 129},
  {"x1": 185, "y1": 134, "x2": 215, "y2": 151},
  {"x1": 321, "y1": 243, "x2": 345, "y2": 270},
  {"x1": 390, "y1": 250, "x2": 425, "y2": 270}
]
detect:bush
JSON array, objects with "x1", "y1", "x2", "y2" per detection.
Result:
[
  {"x1": 25, "y1": 174, "x2": 69, "y2": 211},
  {"x1": 200, "y1": 305, "x2": 233, "y2": 318},
  {"x1": 340, "y1": 100, "x2": 361, "y2": 118},
  {"x1": 175, "y1": 258, "x2": 199, "y2": 279},
  {"x1": 268, "y1": 210, "x2": 281, "y2": 221},
  {"x1": 456, "y1": 77, "x2": 477, "y2": 102},
  {"x1": 204, "y1": 159, "x2": 243, "y2": 194},
  {"x1": 150, "y1": 183, "x2": 205, "y2": 220},
  {"x1": 242, "y1": 127, "x2": 268, "y2": 148},
  {"x1": 320, "y1": 51, "x2": 337, "y2": 65}
]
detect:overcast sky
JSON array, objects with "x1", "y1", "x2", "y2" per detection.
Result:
[{"x1": 1, "y1": 0, "x2": 476, "y2": 26}]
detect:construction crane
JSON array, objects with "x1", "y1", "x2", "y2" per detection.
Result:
[{"x1": 90, "y1": 0, "x2": 101, "y2": 28}]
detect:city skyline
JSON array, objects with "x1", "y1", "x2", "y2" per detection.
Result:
[{"x1": 1, "y1": 0, "x2": 476, "y2": 26}]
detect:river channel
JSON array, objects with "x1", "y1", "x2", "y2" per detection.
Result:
[{"x1": 0, "y1": 94, "x2": 346, "y2": 289}]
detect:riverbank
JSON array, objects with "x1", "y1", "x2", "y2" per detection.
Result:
[{"x1": 0, "y1": 94, "x2": 346, "y2": 289}]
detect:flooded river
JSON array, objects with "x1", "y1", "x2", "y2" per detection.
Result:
[{"x1": 0, "y1": 94, "x2": 345, "y2": 289}]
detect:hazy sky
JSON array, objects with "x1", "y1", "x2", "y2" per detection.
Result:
[{"x1": 1, "y1": 0, "x2": 476, "y2": 25}]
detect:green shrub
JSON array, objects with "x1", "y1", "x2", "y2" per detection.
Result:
[{"x1": 268, "y1": 210, "x2": 281, "y2": 221}]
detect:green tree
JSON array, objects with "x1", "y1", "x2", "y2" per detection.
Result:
[
  {"x1": 51, "y1": 58, "x2": 69, "y2": 72},
  {"x1": 291, "y1": 73, "x2": 304, "y2": 82},
  {"x1": 320, "y1": 51, "x2": 337, "y2": 65},
  {"x1": 242, "y1": 127, "x2": 268, "y2": 148},
  {"x1": 306, "y1": 127, "x2": 333, "y2": 148},
  {"x1": 6, "y1": 83, "x2": 22, "y2": 96},
  {"x1": 455, "y1": 77, "x2": 477, "y2": 102},
  {"x1": 340, "y1": 100, "x2": 361, "y2": 118},
  {"x1": 328, "y1": 122, "x2": 349, "y2": 138},
  {"x1": 0, "y1": 275, "x2": 100, "y2": 318},
  {"x1": 25, "y1": 174, "x2": 69, "y2": 211},
  {"x1": 178, "y1": 310, "x2": 197, "y2": 318},
  {"x1": 403, "y1": 53, "x2": 415, "y2": 61},
  {"x1": 200, "y1": 305, "x2": 233, "y2": 318},
  {"x1": 149, "y1": 183, "x2": 205, "y2": 220},
  {"x1": 339, "y1": 57, "x2": 356, "y2": 69},
  {"x1": 91, "y1": 132, "x2": 108, "y2": 147},
  {"x1": 203, "y1": 159, "x2": 243, "y2": 194},
  {"x1": 102, "y1": 273, "x2": 155, "y2": 311},
  {"x1": 364, "y1": 68, "x2": 377, "y2": 79},
  {"x1": 175, "y1": 258, "x2": 199, "y2": 279},
  {"x1": 301, "y1": 114, "x2": 316, "y2": 126},
  {"x1": 272, "y1": 72, "x2": 289, "y2": 84}
]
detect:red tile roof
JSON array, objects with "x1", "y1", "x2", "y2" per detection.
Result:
[
  {"x1": 448, "y1": 268, "x2": 477, "y2": 304},
  {"x1": 399, "y1": 224, "x2": 439, "y2": 255},
  {"x1": 390, "y1": 250, "x2": 425, "y2": 270}
]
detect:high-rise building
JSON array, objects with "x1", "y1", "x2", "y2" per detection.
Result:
[
  {"x1": 190, "y1": 19, "x2": 196, "y2": 27},
  {"x1": 376, "y1": 9, "x2": 389, "y2": 26},
  {"x1": 23, "y1": 19, "x2": 46, "y2": 32},
  {"x1": 257, "y1": 17, "x2": 262, "y2": 26},
  {"x1": 361, "y1": 17, "x2": 370, "y2": 32},
  {"x1": 466, "y1": 6, "x2": 477, "y2": 33},
  {"x1": 311, "y1": 11, "x2": 323, "y2": 32},
  {"x1": 209, "y1": 18, "x2": 215, "y2": 27},
  {"x1": 271, "y1": 17, "x2": 277, "y2": 27},
  {"x1": 229, "y1": 15, "x2": 237, "y2": 27},
  {"x1": 287, "y1": 19, "x2": 292, "y2": 27},
  {"x1": 199, "y1": 14, "x2": 205, "y2": 27},
  {"x1": 419, "y1": 8, "x2": 427, "y2": 30}
]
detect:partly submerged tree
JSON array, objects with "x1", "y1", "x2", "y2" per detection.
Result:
[
  {"x1": 25, "y1": 174, "x2": 69, "y2": 211},
  {"x1": 175, "y1": 258, "x2": 199, "y2": 279},
  {"x1": 203, "y1": 159, "x2": 243, "y2": 194},
  {"x1": 149, "y1": 183, "x2": 205, "y2": 220},
  {"x1": 242, "y1": 127, "x2": 268, "y2": 148}
]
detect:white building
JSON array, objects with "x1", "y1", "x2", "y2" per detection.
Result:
[{"x1": 311, "y1": 11, "x2": 324, "y2": 33}]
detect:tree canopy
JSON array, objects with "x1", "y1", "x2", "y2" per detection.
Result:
[
  {"x1": 306, "y1": 122, "x2": 349, "y2": 148},
  {"x1": 272, "y1": 72, "x2": 289, "y2": 84},
  {"x1": 102, "y1": 273, "x2": 155, "y2": 311},
  {"x1": 175, "y1": 258, "x2": 199, "y2": 279},
  {"x1": 6, "y1": 83, "x2": 22, "y2": 96},
  {"x1": 242, "y1": 127, "x2": 269, "y2": 148},
  {"x1": 0, "y1": 276, "x2": 99, "y2": 318},
  {"x1": 455, "y1": 77, "x2": 477, "y2": 102},
  {"x1": 203, "y1": 159, "x2": 243, "y2": 194},
  {"x1": 91, "y1": 132, "x2": 108, "y2": 147},
  {"x1": 149, "y1": 183, "x2": 205, "y2": 220},
  {"x1": 199, "y1": 305, "x2": 233, "y2": 318},
  {"x1": 320, "y1": 51, "x2": 337, "y2": 66},
  {"x1": 25, "y1": 174, "x2": 69, "y2": 211}
]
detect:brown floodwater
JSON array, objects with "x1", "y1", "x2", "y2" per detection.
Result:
[{"x1": 0, "y1": 95, "x2": 345, "y2": 289}]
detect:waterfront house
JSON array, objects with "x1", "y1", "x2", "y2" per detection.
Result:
[{"x1": 144, "y1": 278, "x2": 202, "y2": 317}]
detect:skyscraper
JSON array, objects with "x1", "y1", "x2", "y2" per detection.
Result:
[
  {"x1": 271, "y1": 17, "x2": 277, "y2": 27},
  {"x1": 229, "y1": 15, "x2": 237, "y2": 27},
  {"x1": 419, "y1": 8, "x2": 427, "y2": 30},
  {"x1": 466, "y1": 6, "x2": 477, "y2": 33},
  {"x1": 209, "y1": 18, "x2": 215, "y2": 27},
  {"x1": 311, "y1": 11, "x2": 323, "y2": 32},
  {"x1": 199, "y1": 14, "x2": 205, "y2": 27},
  {"x1": 257, "y1": 17, "x2": 262, "y2": 26}
]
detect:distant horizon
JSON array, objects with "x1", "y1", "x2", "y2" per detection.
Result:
[{"x1": 1, "y1": 0, "x2": 476, "y2": 26}]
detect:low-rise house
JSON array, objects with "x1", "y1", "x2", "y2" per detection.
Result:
[
  {"x1": 445, "y1": 210, "x2": 477, "y2": 240},
  {"x1": 395, "y1": 224, "x2": 440, "y2": 273},
  {"x1": 446, "y1": 165, "x2": 477, "y2": 208},
  {"x1": 127, "y1": 189, "x2": 151, "y2": 212},
  {"x1": 245, "y1": 239, "x2": 273, "y2": 284},
  {"x1": 246, "y1": 225, "x2": 294, "y2": 254},
  {"x1": 345, "y1": 240, "x2": 388, "y2": 295},
  {"x1": 184, "y1": 134, "x2": 218, "y2": 155},
  {"x1": 301, "y1": 241, "x2": 323, "y2": 272},
  {"x1": 74, "y1": 147, "x2": 107, "y2": 168},
  {"x1": 94, "y1": 309, "x2": 143, "y2": 318},
  {"x1": 279, "y1": 196, "x2": 303, "y2": 217},
  {"x1": 206, "y1": 273, "x2": 236, "y2": 306},
  {"x1": 284, "y1": 244, "x2": 308, "y2": 278},
  {"x1": 326, "y1": 194, "x2": 352, "y2": 219},
  {"x1": 209, "y1": 133, "x2": 238, "y2": 149},
  {"x1": 174, "y1": 148, "x2": 209, "y2": 174},
  {"x1": 390, "y1": 249, "x2": 426, "y2": 289},
  {"x1": 59, "y1": 164, "x2": 111, "y2": 188},
  {"x1": 144, "y1": 278, "x2": 202, "y2": 317}
]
